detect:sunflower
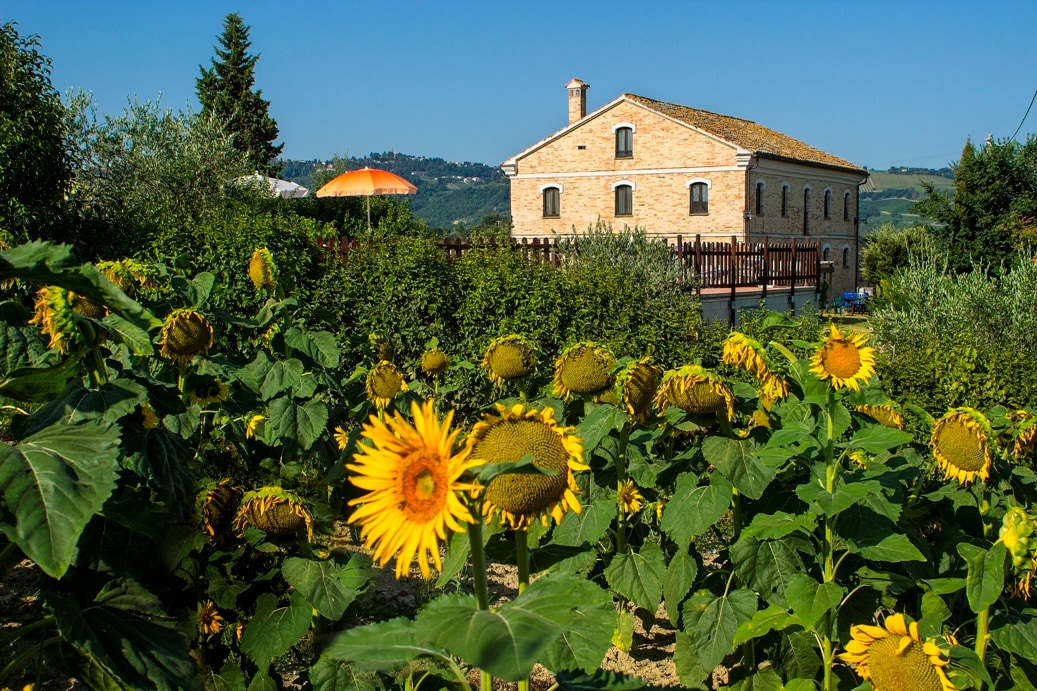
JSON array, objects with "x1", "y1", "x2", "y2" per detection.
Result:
[
  {"x1": 998, "y1": 506, "x2": 1035, "y2": 568},
  {"x1": 1007, "y1": 410, "x2": 1037, "y2": 460},
  {"x1": 722, "y1": 332, "x2": 789, "y2": 399},
  {"x1": 552, "y1": 342, "x2": 616, "y2": 399},
  {"x1": 655, "y1": 365, "x2": 735, "y2": 420},
  {"x1": 29, "y1": 286, "x2": 79, "y2": 353},
  {"x1": 140, "y1": 402, "x2": 159, "y2": 430},
  {"x1": 466, "y1": 403, "x2": 587, "y2": 530},
  {"x1": 931, "y1": 407, "x2": 994, "y2": 485},
  {"x1": 749, "y1": 407, "x2": 771, "y2": 429},
  {"x1": 245, "y1": 414, "x2": 265, "y2": 440},
  {"x1": 98, "y1": 259, "x2": 143, "y2": 298},
  {"x1": 68, "y1": 291, "x2": 107, "y2": 320},
  {"x1": 235, "y1": 486, "x2": 315, "y2": 540},
  {"x1": 420, "y1": 348, "x2": 450, "y2": 376},
  {"x1": 346, "y1": 400, "x2": 481, "y2": 579},
  {"x1": 158, "y1": 308, "x2": 214, "y2": 366},
  {"x1": 856, "y1": 403, "x2": 905, "y2": 430},
  {"x1": 617, "y1": 480, "x2": 644, "y2": 516},
  {"x1": 614, "y1": 357, "x2": 661, "y2": 422},
  {"x1": 190, "y1": 379, "x2": 230, "y2": 406},
  {"x1": 839, "y1": 613, "x2": 955, "y2": 691},
  {"x1": 197, "y1": 600, "x2": 224, "y2": 637},
  {"x1": 248, "y1": 248, "x2": 278, "y2": 291},
  {"x1": 366, "y1": 360, "x2": 408, "y2": 410},
  {"x1": 481, "y1": 334, "x2": 536, "y2": 386},
  {"x1": 810, "y1": 324, "x2": 876, "y2": 391},
  {"x1": 198, "y1": 479, "x2": 242, "y2": 542}
]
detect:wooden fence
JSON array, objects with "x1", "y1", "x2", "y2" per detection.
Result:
[{"x1": 315, "y1": 233, "x2": 819, "y2": 302}]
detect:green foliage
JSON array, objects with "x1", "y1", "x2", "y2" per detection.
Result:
[
  {"x1": 860, "y1": 223, "x2": 942, "y2": 288},
  {"x1": 196, "y1": 13, "x2": 282, "y2": 175},
  {"x1": 0, "y1": 22, "x2": 72, "y2": 244},
  {"x1": 871, "y1": 250, "x2": 1037, "y2": 410},
  {"x1": 915, "y1": 136, "x2": 1037, "y2": 272}
]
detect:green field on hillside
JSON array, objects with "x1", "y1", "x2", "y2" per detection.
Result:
[{"x1": 864, "y1": 170, "x2": 954, "y2": 193}]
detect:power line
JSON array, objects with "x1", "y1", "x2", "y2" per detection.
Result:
[{"x1": 1010, "y1": 87, "x2": 1037, "y2": 140}]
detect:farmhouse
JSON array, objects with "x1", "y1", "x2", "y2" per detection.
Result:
[{"x1": 501, "y1": 79, "x2": 869, "y2": 297}]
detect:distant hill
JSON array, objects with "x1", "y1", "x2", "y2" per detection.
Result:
[
  {"x1": 859, "y1": 166, "x2": 953, "y2": 232},
  {"x1": 280, "y1": 153, "x2": 509, "y2": 230}
]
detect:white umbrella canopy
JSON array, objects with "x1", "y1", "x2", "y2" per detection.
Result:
[{"x1": 235, "y1": 172, "x2": 310, "y2": 198}]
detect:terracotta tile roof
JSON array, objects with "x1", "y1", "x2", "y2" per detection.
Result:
[{"x1": 624, "y1": 93, "x2": 865, "y2": 173}]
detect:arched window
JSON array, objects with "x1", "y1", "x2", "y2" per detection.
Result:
[
  {"x1": 781, "y1": 184, "x2": 790, "y2": 217},
  {"x1": 687, "y1": 179, "x2": 710, "y2": 215},
  {"x1": 823, "y1": 189, "x2": 832, "y2": 220},
  {"x1": 843, "y1": 191, "x2": 851, "y2": 221},
  {"x1": 842, "y1": 246, "x2": 851, "y2": 268},
  {"x1": 755, "y1": 181, "x2": 765, "y2": 216},
  {"x1": 823, "y1": 245, "x2": 831, "y2": 262},
  {"x1": 542, "y1": 185, "x2": 560, "y2": 218},
  {"x1": 614, "y1": 183, "x2": 633, "y2": 216},
  {"x1": 802, "y1": 187, "x2": 811, "y2": 234},
  {"x1": 615, "y1": 126, "x2": 633, "y2": 158}
]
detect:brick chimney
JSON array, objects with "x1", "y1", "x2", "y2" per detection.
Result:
[{"x1": 566, "y1": 78, "x2": 589, "y2": 125}]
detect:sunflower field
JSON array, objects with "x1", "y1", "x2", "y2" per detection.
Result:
[{"x1": 1, "y1": 237, "x2": 1037, "y2": 691}]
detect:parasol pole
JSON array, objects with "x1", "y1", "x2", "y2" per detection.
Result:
[{"x1": 366, "y1": 196, "x2": 372, "y2": 233}]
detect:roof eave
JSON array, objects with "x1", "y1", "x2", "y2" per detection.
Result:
[{"x1": 755, "y1": 152, "x2": 867, "y2": 178}]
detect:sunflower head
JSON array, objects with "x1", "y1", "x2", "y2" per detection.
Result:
[
  {"x1": 617, "y1": 479, "x2": 644, "y2": 516},
  {"x1": 235, "y1": 486, "x2": 314, "y2": 540},
  {"x1": 466, "y1": 403, "x2": 587, "y2": 531},
  {"x1": 421, "y1": 348, "x2": 450, "y2": 377},
  {"x1": 158, "y1": 308, "x2": 214, "y2": 366},
  {"x1": 29, "y1": 286, "x2": 79, "y2": 353},
  {"x1": 248, "y1": 248, "x2": 278, "y2": 291},
  {"x1": 1006, "y1": 410, "x2": 1037, "y2": 461},
  {"x1": 245, "y1": 414, "x2": 264, "y2": 440},
  {"x1": 856, "y1": 403, "x2": 905, "y2": 430},
  {"x1": 552, "y1": 342, "x2": 616, "y2": 399},
  {"x1": 481, "y1": 335, "x2": 536, "y2": 386},
  {"x1": 140, "y1": 402, "x2": 159, "y2": 430},
  {"x1": 368, "y1": 333, "x2": 395, "y2": 363},
  {"x1": 931, "y1": 407, "x2": 995, "y2": 486},
  {"x1": 614, "y1": 357, "x2": 661, "y2": 422},
  {"x1": 366, "y1": 360, "x2": 408, "y2": 410},
  {"x1": 197, "y1": 478, "x2": 242, "y2": 543},
  {"x1": 197, "y1": 600, "x2": 224, "y2": 638},
  {"x1": 749, "y1": 407, "x2": 771, "y2": 430},
  {"x1": 189, "y1": 378, "x2": 230, "y2": 407},
  {"x1": 347, "y1": 400, "x2": 481, "y2": 579},
  {"x1": 839, "y1": 613, "x2": 956, "y2": 691},
  {"x1": 810, "y1": 323, "x2": 877, "y2": 391},
  {"x1": 69, "y1": 291, "x2": 107, "y2": 320},
  {"x1": 722, "y1": 332, "x2": 789, "y2": 399},
  {"x1": 656, "y1": 365, "x2": 735, "y2": 420},
  {"x1": 998, "y1": 506, "x2": 1035, "y2": 566}
]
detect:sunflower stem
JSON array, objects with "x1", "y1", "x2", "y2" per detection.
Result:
[
  {"x1": 467, "y1": 519, "x2": 493, "y2": 691},
  {"x1": 515, "y1": 529, "x2": 530, "y2": 594},
  {"x1": 616, "y1": 422, "x2": 630, "y2": 553},
  {"x1": 975, "y1": 605, "x2": 991, "y2": 665},
  {"x1": 821, "y1": 388, "x2": 838, "y2": 691}
]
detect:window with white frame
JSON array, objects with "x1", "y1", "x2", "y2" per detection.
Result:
[
  {"x1": 687, "y1": 179, "x2": 710, "y2": 215},
  {"x1": 615, "y1": 125, "x2": 633, "y2": 158},
  {"x1": 614, "y1": 182, "x2": 633, "y2": 216},
  {"x1": 542, "y1": 185, "x2": 560, "y2": 218}
]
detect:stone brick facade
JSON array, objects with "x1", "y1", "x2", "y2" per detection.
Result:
[{"x1": 502, "y1": 83, "x2": 869, "y2": 298}]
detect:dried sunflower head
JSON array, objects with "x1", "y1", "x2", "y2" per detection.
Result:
[
  {"x1": 421, "y1": 348, "x2": 450, "y2": 377},
  {"x1": 235, "y1": 486, "x2": 314, "y2": 540},
  {"x1": 158, "y1": 308, "x2": 214, "y2": 366},
  {"x1": 614, "y1": 357, "x2": 661, "y2": 422},
  {"x1": 481, "y1": 335, "x2": 536, "y2": 386},
  {"x1": 366, "y1": 360, "x2": 408, "y2": 410},
  {"x1": 655, "y1": 365, "x2": 735, "y2": 420},
  {"x1": 552, "y1": 342, "x2": 616, "y2": 399}
]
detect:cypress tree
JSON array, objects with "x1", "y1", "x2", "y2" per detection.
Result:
[{"x1": 196, "y1": 13, "x2": 283, "y2": 176}]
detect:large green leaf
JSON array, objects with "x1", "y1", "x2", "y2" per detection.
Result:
[
  {"x1": 672, "y1": 632, "x2": 711, "y2": 690},
  {"x1": 576, "y1": 403, "x2": 624, "y2": 453},
  {"x1": 0, "y1": 354, "x2": 84, "y2": 403},
  {"x1": 45, "y1": 579, "x2": 196, "y2": 690},
  {"x1": 847, "y1": 532, "x2": 925, "y2": 563},
  {"x1": 308, "y1": 657, "x2": 383, "y2": 691},
  {"x1": 731, "y1": 536, "x2": 804, "y2": 608},
  {"x1": 660, "y1": 473, "x2": 732, "y2": 550},
  {"x1": 536, "y1": 574, "x2": 616, "y2": 674},
  {"x1": 958, "y1": 542, "x2": 1006, "y2": 613},
  {"x1": 0, "y1": 420, "x2": 120, "y2": 577},
  {"x1": 991, "y1": 618, "x2": 1037, "y2": 659},
  {"x1": 268, "y1": 395, "x2": 329, "y2": 450},
  {"x1": 239, "y1": 592, "x2": 313, "y2": 665},
  {"x1": 741, "y1": 511, "x2": 816, "y2": 541},
  {"x1": 784, "y1": 574, "x2": 845, "y2": 630},
  {"x1": 416, "y1": 592, "x2": 564, "y2": 681},
  {"x1": 732, "y1": 604, "x2": 795, "y2": 646},
  {"x1": 702, "y1": 436, "x2": 775, "y2": 500},
  {"x1": 843, "y1": 424, "x2": 914, "y2": 454},
  {"x1": 283, "y1": 327, "x2": 340, "y2": 369},
  {"x1": 604, "y1": 543, "x2": 666, "y2": 613},
  {"x1": 0, "y1": 300, "x2": 48, "y2": 375},
  {"x1": 552, "y1": 495, "x2": 616, "y2": 548},
  {"x1": 323, "y1": 616, "x2": 449, "y2": 672},
  {"x1": 553, "y1": 669, "x2": 655, "y2": 691},
  {"x1": 282, "y1": 556, "x2": 361, "y2": 621},
  {"x1": 796, "y1": 473, "x2": 883, "y2": 517},
  {"x1": 691, "y1": 588, "x2": 757, "y2": 671},
  {"x1": 780, "y1": 629, "x2": 822, "y2": 680},
  {"x1": 260, "y1": 359, "x2": 305, "y2": 400},
  {"x1": 101, "y1": 312, "x2": 155, "y2": 356},
  {"x1": 663, "y1": 550, "x2": 699, "y2": 627}
]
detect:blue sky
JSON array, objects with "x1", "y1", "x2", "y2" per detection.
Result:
[{"x1": 5, "y1": 1, "x2": 1036, "y2": 171}]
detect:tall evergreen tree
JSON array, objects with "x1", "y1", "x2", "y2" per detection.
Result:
[{"x1": 196, "y1": 13, "x2": 282, "y2": 176}]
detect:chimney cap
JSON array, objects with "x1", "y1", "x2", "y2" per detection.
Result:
[{"x1": 565, "y1": 78, "x2": 589, "y2": 90}]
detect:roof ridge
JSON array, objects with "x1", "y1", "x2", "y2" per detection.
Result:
[{"x1": 623, "y1": 93, "x2": 759, "y2": 126}]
